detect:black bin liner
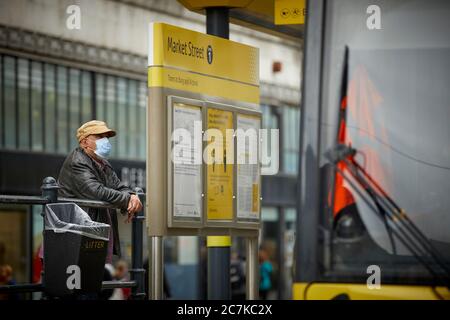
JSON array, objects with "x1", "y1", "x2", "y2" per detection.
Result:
[{"x1": 43, "y1": 203, "x2": 110, "y2": 297}]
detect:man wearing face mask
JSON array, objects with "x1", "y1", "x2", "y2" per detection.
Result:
[{"x1": 57, "y1": 120, "x2": 143, "y2": 263}]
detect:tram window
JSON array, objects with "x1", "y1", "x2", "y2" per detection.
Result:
[
  {"x1": 18, "y1": 58, "x2": 30, "y2": 150},
  {"x1": 316, "y1": 0, "x2": 450, "y2": 284},
  {"x1": 4, "y1": 56, "x2": 16, "y2": 149}
]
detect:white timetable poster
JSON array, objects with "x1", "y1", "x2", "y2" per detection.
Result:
[
  {"x1": 172, "y1": 103, "x2": 202, "y2": 218},
  {"x1": 236, "y1": 114, "x2": 261, "y2": 220}
]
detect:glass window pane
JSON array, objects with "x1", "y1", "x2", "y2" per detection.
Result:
[
  {"x1": 105, "y1": 75, "x2": 117, "y2": 158},
  {"x1": 137, "y1": 81, "x2": 146, "y2": 160},
  {"x1": 69, "y1": 69, "x2": 80, "y2": 151},
  {"x1": 4, "y1": 56, "x2": 16, "y2": 149},
  {"x1": 81, "y1": 71, "x2": 92, "y2": 123},
  {"x1": 95, "y1": 73, "x2": 105, "y2": 121},
  {"x1": 57, "y1": 66, "x2": 68, "y2": 154},
  {"x1": 117, "y1": 78, "x2": 127, "y2": 158},
  {"x1": 282, "y1": 106, "x2": 300, "y2": 174},
  {"x1": 18, "y1": 58, "x2": 29, "y2": 150},
  {"x1": 0, "y1": 56, "x2": 2, "y2": 147},
  {"x1": 31, "y1": 61, "x2": 43, "y2": 151},
  {"x1": 128, "y1": 80, "x2": 138, "y2": 159},
  {"x1": 45, "y1": 64, "x2": 56, "y2": 153}
]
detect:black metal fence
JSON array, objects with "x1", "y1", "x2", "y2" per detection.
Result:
[{"x1": 0, "y1": 177, "x2": 146, "y2": 300}]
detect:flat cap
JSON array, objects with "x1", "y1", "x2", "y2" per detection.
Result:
[{"x1": 76, "y1": 120, "x2": 116, "y2": 142}]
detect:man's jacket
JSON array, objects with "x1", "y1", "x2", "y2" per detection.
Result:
[{"x1": 57, "y1": 147, "x2": 133, "y2": 257}]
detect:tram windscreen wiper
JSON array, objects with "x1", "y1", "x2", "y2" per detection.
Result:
[{"x1": 325, "y1": 144, "x2": 450, "y2": 287}]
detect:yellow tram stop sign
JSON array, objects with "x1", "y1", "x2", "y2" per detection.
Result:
[{"x1": 147, "y1": 22, "x2": 261, "y2": 237}]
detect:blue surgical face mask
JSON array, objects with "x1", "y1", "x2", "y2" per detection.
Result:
[{"x1": 94, "y1": 137, "x2": 112, "y2": 159}]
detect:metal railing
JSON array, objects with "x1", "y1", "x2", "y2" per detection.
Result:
[{"x1": 0, "y1": 177, "x2": 146, "y2": 300}]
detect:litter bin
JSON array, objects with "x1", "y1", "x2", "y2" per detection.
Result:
[{"x1": 43, "y1": 203, "x2": 110, "y2": 297}]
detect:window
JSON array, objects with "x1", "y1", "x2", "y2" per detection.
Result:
[
  {"x1": 261, "y1": 104, "x2": 300, "y2": 174},
  {"x1": 18, "y1": 58, "x2": 29, "y2": 150},
  {"x1": 0, "y1": 56, "x2": 2, "y2": 144},
  {"x1": 138, "y1": 82, "x2": 147, "y2": 160},
  {"x1": 282, "y1": 106, "x2": 300, "y2": 175},
  {"x1": 31, "y1": 61, "x2": 43, "y2": 151},
  {"x1": 45, "y1": 64, "x2": 56, "y2": 152},
  {"x1": 56, "y1": 65, "x2": 68, "y2": 153},
  {"x1": 105, "y1": 75, "x2": 117, "y2": 158},
  {"x1": 69, "y1": 68, "x2": 80, "y2": 151},
  {"x1": 0, "y1": 54, "x2": 147, "y2": 161},
  {"x1": 4, "y1": 56, "x2": 16, "y2": 149},
  {"x1": 117, "y1": 78, "x2": 127, "y2": 158}
]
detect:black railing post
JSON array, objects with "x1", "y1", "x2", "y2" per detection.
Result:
[
  {"x1": 130, "y1": 187, "x2": 146, "y2": 300},
  {"x1": 40, "y1": 176, "x2": 59, "y2": 296},
  {"x1": 41, "y1": 177, "x2": 59, "y2": 203}
]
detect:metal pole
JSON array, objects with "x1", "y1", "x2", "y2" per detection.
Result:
[
  {"x1": 205, "y1": 7, "x2": 231, "y2": 300},
  {"x1": 150, "y1": 236, "x2": 163, "y2": 300},
  {"x1": 207, "y1": 236, "x2": 231, "y2": 299},
  {"x1": 246, "y1": 236, "x2": 259, "y2": 300},
  {"x1": 130, "y1": 187, "x2": 145, "y2": 300},
  {"x1": 206, "y1": 7, "x2": 229, "y2": 38}
]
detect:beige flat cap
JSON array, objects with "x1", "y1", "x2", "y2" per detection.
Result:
[{"x1": 76, "y1": 120, "x2": 116, "y2": 142}]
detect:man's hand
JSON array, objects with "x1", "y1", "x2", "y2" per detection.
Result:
[{"x1": 125, "y1": 194, "x2": 143, "y2": 223}]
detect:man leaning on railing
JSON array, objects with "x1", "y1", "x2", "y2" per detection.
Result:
[{"x1": 57, "y1": 120, "x2": 143, "y2": 264}]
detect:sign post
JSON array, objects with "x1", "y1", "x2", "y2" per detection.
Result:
[{"x1": 205, "y1": 9, "x2": 232, "y2": 299}]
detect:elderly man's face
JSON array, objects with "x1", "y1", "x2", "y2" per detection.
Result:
[{"x1": 80, "y1": 133, "x2": 109, "y2": 152}]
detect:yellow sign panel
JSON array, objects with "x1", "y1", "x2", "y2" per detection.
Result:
[
  {"x1": 206, "y1": 108, "x2": 234, "y2": 220},
  {"x1": 275, "y1": 0, "x2": 306, "y2": 25},
  {"x1": 148, "y1": 67, "x2": 259, "y2": 104},
  {"x1": 148, "y1": 22, "x2": 259, "y2": 104}
]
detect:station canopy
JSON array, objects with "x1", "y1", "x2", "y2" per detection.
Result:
[{"x1": 178, "y1": 0, "x2": 304, "y2": 41}]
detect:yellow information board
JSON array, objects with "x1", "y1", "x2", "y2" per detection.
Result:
[
  {"x1": 147, "y1": 22, "x2": 261, "y2": 236},
  {"x1": 206, "y1": 108, "x2": 234, "y2": 220},
  {"x1": 275, "y1": 0, "x2": 306, "y2": 25}
]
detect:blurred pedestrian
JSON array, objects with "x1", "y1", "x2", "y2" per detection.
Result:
[
  {"x1": 258, "y1": 248, "x2": 273, "y2": 300},
  {"x1": 114, "y1": 260, "x2": 131, "y2": 300},
  {"x1": 0, "y1": 264, "x2": 19, "y2": 300}
]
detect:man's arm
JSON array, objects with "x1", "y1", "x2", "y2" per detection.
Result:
[
  {"x1": 110, "y1": 169, "x2": 134, "y2": 193},
  {"x1": 108, "y1": 166, "x2": 143, "y2": 220},
  {"x1": 71, "y1": 161, "x2": 130, "y2": 210}
]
